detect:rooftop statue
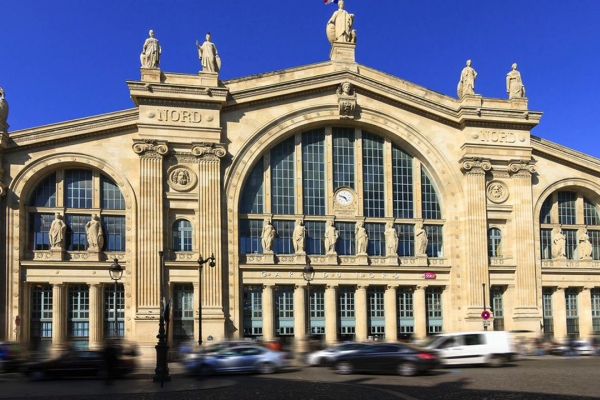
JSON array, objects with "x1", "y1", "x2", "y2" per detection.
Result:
[
  {"x1": 0, "y1": 86, "x2": 8, "y2": 127},
  {"x1": 326, "y1": 0, "x2": 356, "y2": 44},
  {"x1": 196, "y1": 33, "x2": 221, "y2": 73},
  {"x1": 506, "y1": 63, "x2": 526, "y2": 99},
  {"x1": 140, "y1": 30, "x2": 161, "y2": 68},
  {"x1": 457, "y1": 59, "x2": 477, "y2": 98}
]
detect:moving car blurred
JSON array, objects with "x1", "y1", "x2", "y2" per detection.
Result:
[
  {"x1": 332, "y1": 343, "x2": 439, "y2": 377},
  {"x1": 0, "y1": 342, "x2": 28, "y2": 373},
  {"x1": 180, "y1": 340, "x2": 250, "y2": 364},
  {"x1": 184, "y1": 344, "x2": 290, "y2": 376},
  {"x1": 306, "y1": 342, "x2": 368, "y2": 366},
  {"x1": 548, "y1": 339, "x2": 594, "y2": 356},
  {"x1": 23, "y1": 347, "x2": 137, "y2": 380}
]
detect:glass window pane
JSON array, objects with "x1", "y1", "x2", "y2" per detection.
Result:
[
  {"x1": 273, "y1": 220, "x2": 294, "y2": 254},
  {"x1": 239, "y1": 219, "x2": 262, "y2": 254},
  {"x1": 365, "y1": 223, "x2": 385, "y2": 256},
  {"x1": 29, "y1": 174, "x2": 56, "y2": 207},
  {"x1": 558, "y1": 192, "x2": 577, "y2": 225},
  {"x1": 336, "y1": 222, "x2": 355, "y2": 255},
  {"x1": 392, "y1": 146, "x2": 413, "y2": 219},
  {"x1": 362, "y1": 132, "x2": 385, "y2": 218},
  {"x1": 421, "y1": 169, "x2": 442, "y2": 220},
  {"x1": 66, "y1": 214, "x2": 91, "y2": 251},
  {"x1": 29, "y1": 213, "x2": 53, "y2": 250},
  {"x1": 172, "y1": 219, "x2": 193, "y2": 252},
  {"x1": 240, "y1": 160, "x2": 264, "y2": 214},
  {"x1": 305, "y1": 221, "x2": 325, "y2": 255},
  {"x1": 65, "y1": 169, "x2": 92, "y2": 209},
  {"x1": 302, "y1": 129, "x2": 326, "y2": 216},
  {"x1": 101, "y1": 175, "x2": 125, "y2": 210},
  {"x1": 271, "y1": 138, "x2": 295, "y2": 215},
  {"x1": 102, "y1": 215, "x2": 125, "y2": 252},
  {"x1": 333, "y1": 127, "x2": 355, "y2": 190}
]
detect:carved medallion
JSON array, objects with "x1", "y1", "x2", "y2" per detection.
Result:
[
  {"x1": 167, "y1": 165, "x2": 197, "y2": 192},
  {"x1": 486, "y1": 180, "x2": 509, "y2": 203},
  {"x1": 337, "y1": 82, "x2": 357, "y2": 119}
]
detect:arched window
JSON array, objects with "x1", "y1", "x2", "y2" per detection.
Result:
[
  {"x1": 27, "y1": 169, "x2": 126, "y2": 252},
  {"x1": 172, "y1": 219, "x2": 193, "y2": 252},
  {"x1": 539, "y1": 190, "x2": 600, "y2": 260},
  {"x1": 488, "y1": 228, "x2": 502, "y2": 257},
  {"x1": 239, "y1": 127, "x2": 443, "y2": 257}
]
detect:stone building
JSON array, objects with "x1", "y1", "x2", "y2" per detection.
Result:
[{"x1": 1, "y1": 24, "x2": 599, "y2": 358}]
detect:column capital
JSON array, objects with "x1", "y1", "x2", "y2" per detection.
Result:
[
  {"x1": 508, "y1": 159, "x2": 536, "y2": 175},
  {"x1": 132, "y1": 139, "x2": 168, "y2": 157},
  {"x1": 416, "y1": 285, "x2": 428, "y2": 291},
  {"x1": 460, "y1": 157, "x2": 491, "y2": 174},
  {"x1": 191, "y1": 142, "x2": 227, "y2": 160}
]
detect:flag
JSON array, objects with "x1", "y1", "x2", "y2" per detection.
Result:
[{"x1": 324, "y1": 0, "x2": 339, "y2": 4}]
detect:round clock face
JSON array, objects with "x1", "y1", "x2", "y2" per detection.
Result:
[{"x1": 335, "y1": 189, "x2": 354, "y2": 206}]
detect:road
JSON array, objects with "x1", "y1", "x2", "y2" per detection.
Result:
[{"x1": 1, "y1": 357, "x2": 599, "y2": 400}]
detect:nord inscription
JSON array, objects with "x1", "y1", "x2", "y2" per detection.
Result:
[
  {"x1": 157, "y1": 109, "x2": 202, "y2": 123},
  {"x1": 479, "y1": 130, "x2": 516, "y2": 143}
]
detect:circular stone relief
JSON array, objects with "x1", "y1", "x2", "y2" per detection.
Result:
[
  {"x1": 486, "y1": 180, "x2": 509, "y2": 203},
  {"x1": 167, "y1": 165, "x2": 197, "y2": 192}
]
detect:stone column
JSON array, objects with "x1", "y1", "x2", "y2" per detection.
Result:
[
  {"x1": 579, "y1": 287, "x2": 593, "y2": 339},
  {"x1": 414, "y1": 285, "x2": 427, "y2": 340},
  {"x1": 193, "y1": 282, "x2": 200, "y2": 345},
  {"x1": 20, "y1": 283, "x2": 32, "y2": 344},
  {"x1": 294, "y1": 285, "x2": 306, "y2": 340},
  {"x1": 384, "y1": 285, "x2": 397, "y2": 342},
  {"x1": 262, "y1": 285, "x2": 274, "y2": 342},
  {"x1": 52, "y1": 284, "x2": 66, "y2": 347},
  {"x1": 88, "y1": 284, "x2": 103, "y2": 350},
  {"x1": 132, "y1": 140, "x2": 168, "y2": 316},
  {"x1": 325, "y1": 285, "x2": 337, "y2": 345},
  {"x1": 552, "y1": 287, "x2": 567, "y2": 340},
  {"x1": 509, "y1": 161, "x2": 540, "y2": 330},
  {"x1": 460, "y1": 158, "x2": 491, "y2": 320},
  {"x1": 355, "y1": 286, "x2": 367, "y2": 341},
  {"x1": 192, "y1": 143, "x2": 227, "y2": 324},
  {"x1": 502, "y1": 285, "x2": 516, "y2": 331}
]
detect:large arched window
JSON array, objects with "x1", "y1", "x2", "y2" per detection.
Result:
[
  {"x1": 27, "y1": 169, "x2": 126, "y2": 252},
  {"x1": 540, "y1": 190, "x2": 600, "y2": 260},
  {"x1": 239, "y1": 127, "x2": 443, "y2": 258},
  {"x1": 172, "y1": 219, "x2": 193, "y2": 252}
]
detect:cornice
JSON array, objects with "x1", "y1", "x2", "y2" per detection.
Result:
[{"x1": 531, "y1": 135, "x2": 600, "y2": 177}]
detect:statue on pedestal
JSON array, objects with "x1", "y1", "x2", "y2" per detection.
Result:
[
  {"x1": 355, "y1": 221, "x2": 368, "y2": 254},
  {"x1": 506, "y1": 63, "x2": 526, "y2": 99},
  {"x1": 261, "y1": 218, "x2": 276, "y2": 253},
  {"x1": 0, "y1": 86, "x2": 8, "y2": 128},
  {"x1": 140, "y1": 30, "x2": 161, "y2": 68},
  {"x1": 457, "y1": 59, "x2": 477, "y2": 98},
  {"x1": 293, "y1": 219, "x2": 307, "y2": 254},
  {"x1": 86, "y1": 214, "x2": 104, "y2": 251},
  {"x1": 578, "y1": 228, "x2": 593, "y2": 260},
  {"x1": 552, "y1": 227, "x2": 566, "y2": 259},
  {"x1": 326, "y1": 0, "x2": 356, "y2": 44},
  {"x1": 385, "y1": 222, "x2": 398, "y2": 257},
  {"x1": 415, "y1": 222, "x2": 428, "y2": 256},
  {"x1": 49, "y1": 213, "x2": 67, "y2": 249},
  {"x1": 324, "y1": 220, "x2": 339, "y2": 254},
  {"x1": 196, "y1": 33, "x2": 221, "y2": 73}
]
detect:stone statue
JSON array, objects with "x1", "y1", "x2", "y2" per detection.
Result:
[
  {"x1": 196, "y1": 33, "x2": 220, "y2": 73},
  {"x1": 384, "y1": 222, "x2": 398, "y2": 256},
  {"x1": 85, "y1": 214, "x2": 104, "y2": 251},
  {"x1": 578, "y1": 228, "x2": 593, "y2": 260},
  {"x1": 355, "y1": 221, "x2": 368, "y2": 254},
  {"x1": 49, "y1": 212, "x2": 67, "y2": 249},
  {"x1": 552, "y1": 227, "x2": 566, "y2": 259},
  {"x1": 457, "y1": 59, "x2": 477, "y2": 98},
  {"x1": 326, "y1": 0, "x2": 356, "y2": 44},
  {"x1": 140, "y1": 30, "x2": 161, "y2": 68},
  {"x1": 261, "y1": 218, "x2": 276, "y2": 252},
  {"x1": 324, "y1": 219, "x2": 339, "y2": 254},
  {"x1": 0, "y1": 86, "x2": 8, "y2": 127},
  {"x1": 506, "y1": 63, "x2": 526, "y2": 99},
  {"x1": 337, "y1": 82, "x2": 356, "y2": 119},
  {"x1": 292, "y1": 219, "x2": 307, "y2": 254},
  {"x1": 415, "y1": 222, "x2": 428, "y2": 256}
]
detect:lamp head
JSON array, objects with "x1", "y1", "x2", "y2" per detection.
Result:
[
  {"x1": 109, "y1": 258, "x2": 124, "y2": 281},
  {"x1": 302, "y1": 262, "x2": 315, "y2": 282}
]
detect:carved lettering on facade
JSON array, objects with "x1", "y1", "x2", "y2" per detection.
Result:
[
  {"x1": 157, "y1": 109, "x2": 202, "y2": 124},
  {"x1": 257, "y1": 271, "x2": 411, "y2": 280},
  {"x1": 479, "y1": 130, "x2": 516, "y2": 143}
]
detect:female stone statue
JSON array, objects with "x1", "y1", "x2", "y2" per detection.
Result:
[
  {"x1": 552, "y1": 227, "x2": 566, "y2": 258},
  {"x1": 415, "y1": 222, "x2": 428, "y2": 256},
  {"x1": 578, "y1": 228, "x2": 593, "y2": 260},
  {"x1": 384, "y1": 222, "x2": 398, "y2": 256},
  {"x1": 326, "y1": 0, "x2": 355, "y2": 44},
  {"x1": 457, "y1": 59, "x2": 477, "y2": 98},
  {"x1": 292, "y1": 219, "x2": 307, "y2": 253},
  {"x1": 140, "y1": 30, "x2": 161, "y2": 68},
  {"x1": 506, "y1": 63, "x2": 526, "y2": 99},
  {"x1": 261, "y1": 218, "x2": 276, "y2": 252},
  {"x1": 324, "y1": 219, "x2": 339, "y2": 254},
  {"x1": 86, "y1": 214, "x2": 104, "y2": 250},
  {"x1": 355, "y1": 221, "x2": 368, "y2": 254},
  {"x1": 196, "y1": 33, "x2": 220, "y2": 73},
  {"x1": 49, "y1": 213, "x2": 67, "y2": 249}
]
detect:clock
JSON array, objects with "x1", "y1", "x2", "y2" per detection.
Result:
[{"x1": 335, "y1": 189, "x2": 354, "y2": 206}]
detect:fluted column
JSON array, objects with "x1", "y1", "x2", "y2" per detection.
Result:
[
  {"x1": 262, "y1": 285, "x2": 274, "y2": 341},
  {"x1": 52, "y1": 284, "x2": 66, "y2": 346},
  {"x1": 509, "y1": 161, "x2": 539, "y2": 313},
  {"x1": 132, "y1": 140, "x2": 168, "y2": 312},
  {"x1": 579, "y1": 287, "x2": 593, "y2": 339},
  {"x1": 192, "y1": 143, "x2": 226, "y2": 315},
  {"x1": 325, "y1": 285, "x2": 337, "y2": 345},
  {"x1": 413, "y1": 285, "x2": 427, "y2": 340},
  {"x1": 88, "y1": 284, "x2": 103, "y2": 350},
  {"x1": 355, "y1": 286, "x2": 367, "y2": 341},
  {"x1": 552, "y1": 287, "x2": 567, "y2": 340},
  {"x1": 460, "y1": 158, "x2": 491, "y2": 316},
  {"x1": 384, "y1": 285, "x2": 397, "y2": 342},
  {"x1": 293, "y1": 285, "x2": 306, "y2": 340}
]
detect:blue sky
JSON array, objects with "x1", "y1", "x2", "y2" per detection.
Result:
[{"x1": 2, "y1": 1, "x2": 600, "y2": 157}]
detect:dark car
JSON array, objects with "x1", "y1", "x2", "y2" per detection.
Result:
[
  {"x1": 332, "y1": 343, "x2": 440, "y2": 377},
  {"x1": 0, "y1": 342, "x2": 28, "y2": 373},
  {"x1": 24, "y1": 349, "x2": 137, "y2": 380}
]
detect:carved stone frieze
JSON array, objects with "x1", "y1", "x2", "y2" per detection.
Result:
[
  {"x1": 167, "y1": 165, "x2": 197, "y2": 192},
  {"x1": 460, "y1": 157, "x2": 492, "y2": 173},
  {"x1": 486, "y1": 180, "x2": 509, "y2": 203},
  {"x1": 191, "y1": 142, "x2": 227, "y2": 160},
  {"x1": 132, "y1": 139, "x2": 168, "y2": 158},
  {"x1": 337, "y1": 82, "x2": 357, "y2": 119}
]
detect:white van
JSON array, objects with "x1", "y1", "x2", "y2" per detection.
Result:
[{"x1": 422, "y1": 331, "x2": 516, "y2": 367}]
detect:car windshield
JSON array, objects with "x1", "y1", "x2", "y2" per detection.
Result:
[{"x1": 420, "y1": 335, "x2": 442, "y2": 347}]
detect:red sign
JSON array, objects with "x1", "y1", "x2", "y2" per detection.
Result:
[
  {"x1": 481, "y1": 310, "x2": 491, "y2": 320},
  {"x1": 424, "y1": 272, "x2": 437, "y2": 279},
  {"x1": 14, "y1": 315, "x2": 21, "y2": 327}
]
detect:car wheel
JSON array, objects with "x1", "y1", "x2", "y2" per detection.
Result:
[
  {"x1": 335, "y1": 361, "x2": 353, "y2": 375},
  {"x1": 397, "y1": 362, "x2": 417, "y2": 377},
  {"x1": 198, "y1": 364, "x2": 213, "y2": 377},
  {"x1": 488, "y1": 355, "x2": 505, "y2": 367},
  {"x1": 319, "y1": 358, "x2": 329, "y2": 367},
  {"x1": 257, "y1": 362, "x2": 276, "y2": 374}
]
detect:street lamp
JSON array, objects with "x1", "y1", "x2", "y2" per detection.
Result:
[
  {"x1": 108, "y1": 258, "x2": 123, "y2": 338},
  {"x1": 153, "y1": 250, "x2": 170, "y2": 384},
  {"x1": 302, "y1": 261, "x2": 315, "y2": 336},
  {"x1": 197, "y1": 253, "x2": 216, "y2": 347}
]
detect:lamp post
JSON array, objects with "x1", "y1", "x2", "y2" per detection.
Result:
[
  {"x1": 302, "y1": 261, "x2": 315, "y2": 336},
  {"x1": 197, "y1": 253, "x2": 216, "y2": 347},
  {"x1": 153, "y1": 250, "x2": 170, "y2": 383},
  {"x1": 482, "y1": 283, "x2": 488, "y2": 331},
  {"x1": 108, "y1": 258, "x2": 123, "y2": 338}
]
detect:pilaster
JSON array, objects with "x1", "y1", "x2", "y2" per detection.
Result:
[
  {"x1": 460, "y1": 157, "x2": 491, "y2": 317},
  {"x1": 355, "y1": 286, "x2": 367, "y2": 341},
  {"x1": 52, "y1": 284, "x2": 66, "y2": 348},
  {"x1": 552, "y1": 287, "x2": 567, "y2": 340},
  {"x1": 384, "y1": 285, "x2": 397, "y2": 342},
  {"x1": 325, "y1": 285, "x2": 337, "y2": 345},
  {"x1": 89, "y1": 284, "x2": 102, "y2": 350},
  {"x1": 413, "y1": 285, "x2": 427, "y2": 339},
  {"x1": 262, "y1": 285, "x2": 274, "y2": 342},
  {"x1": 579, "y1": 287, "x2": 593, "y2": 339},
  {"x1": 293, "y1": 285, "x2": 306, "y2": 340}
]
